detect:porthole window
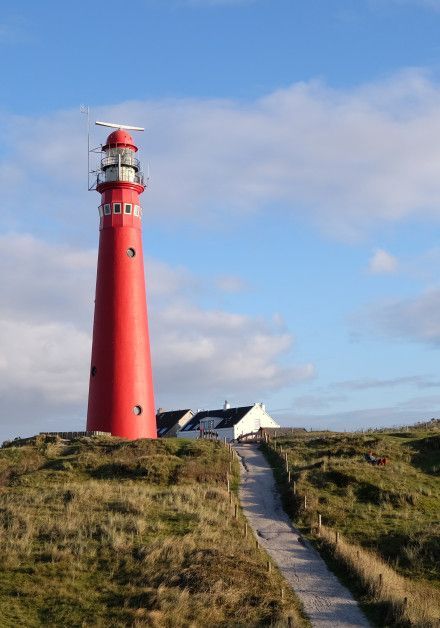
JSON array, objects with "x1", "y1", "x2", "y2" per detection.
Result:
[
  {"x1": 133, "y1": 405, "x2": 142, "y2": 416},
  {"x1": 91, "y1": 366, "x2": 97, "y2": 377},
  {"x1": 114, "y1": 203, "x2": 121, "y2": 214},
  {"x1": 127, "y1": 247, "x2": 136, "y2": 258},
  {"x1": 134, "y1": 205, "x2": 140, "y2": 217},
  {"x1": 104, "y1": 204, "x2": 111, "y2": 215},
  {"x1": 124, "y1": 203, "x2": 132, "y2": 214}
]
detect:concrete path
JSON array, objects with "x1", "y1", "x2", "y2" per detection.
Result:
[{"x1": 236, "y1": 443, "x2": 370, "y2": 628}]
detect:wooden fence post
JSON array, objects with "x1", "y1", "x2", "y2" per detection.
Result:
[
  {"x1": 335, "y1": 530, "x2": 339, "y2": 545},
  {"x1": 303, "y1": 494, "x2": 307, "y2": 510},
  {"x1": 318, "y1": 513, "x2": 322, "y2": 533},
  {"x1": 379, "y1": 573, "x2": 383, "y2": 588},
  {"x1": 267, "y1": 560, "x2": 271, "y2": 573},
  {"x1": 244, "y1": 522, "x2": 248, "y2": 537},
  {"x1": 234, "y1": 504, "x2": 238, "y2": 519},
  {"x1": 287, "y1": 470, "x2": 291, "y2": 483}
]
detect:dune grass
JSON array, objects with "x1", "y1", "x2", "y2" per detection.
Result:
[
  {"x1": 317, "y1": 525, "x2": 439, "y2": 627},
  {"x1": 262, "y1": 425, "x2": 440, "y2": 626},
  {"x1": 0, "y1": 435, "x2": 307, "y2": 627}
]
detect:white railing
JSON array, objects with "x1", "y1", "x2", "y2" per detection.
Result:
[
  {"x1": 96, "y1": 170, "x2": 145, "y2": 186},
  {"x1": 101, "y1": 154, "x2": 140, "y2": 170}
]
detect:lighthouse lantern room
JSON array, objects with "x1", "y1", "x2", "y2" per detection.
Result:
[{"x1": 86, "y1": 122, "x2": 156, "y2": 439}]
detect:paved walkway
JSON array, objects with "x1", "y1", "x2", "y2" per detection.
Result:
[{"x1": 236, "y1": 443, "x2": 370, "y2": 627}]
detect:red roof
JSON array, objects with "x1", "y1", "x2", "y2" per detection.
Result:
[{"x1": 103, "y1": 129, "x2": 137, "y2": 152}]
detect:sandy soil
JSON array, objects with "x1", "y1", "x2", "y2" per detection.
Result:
[{"x1": 236, "y1": 443, "x2": 370, "y2": 627}]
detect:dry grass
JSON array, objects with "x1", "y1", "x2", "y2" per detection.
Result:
[
  {"x1": 317, "y1": 525, "x2": 440, "y2": 628},
  {"x1": 0, "y1": 436, "x2": 308, "y2": 627},
  {"x1": 262, "y1": 426, "x2": 440, "y2": 626}
]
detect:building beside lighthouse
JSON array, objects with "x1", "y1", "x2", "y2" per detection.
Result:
[
  {"x1": 86, "y1": 124, "x2": 156, "y2": 440},
  {"x1": 177, "y1": 402, "x2": 279, "y2": 442}
]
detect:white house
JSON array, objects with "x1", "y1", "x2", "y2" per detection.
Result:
[
  {"x1": 177, "y1": 401, "x2": 279, "y2": 442},
  {"x1": 156, "y1": 409, "x2": 194, "y2": 438}
]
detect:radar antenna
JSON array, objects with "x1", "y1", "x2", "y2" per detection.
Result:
[{"x1": 95, "y1": 121, "x2": 145, "y2": 132}]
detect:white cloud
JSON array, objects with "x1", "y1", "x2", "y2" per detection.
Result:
[
  {"x1": 0, "y1": 319, "x2": 90, "y2": 404},
  {"x1": 275, "y1": 400, "x2": 440, "y2": 431},
  {"x1": 215, "y1": 275, "x2": 249, "y2": 293},
  {"x1": 0, "y1": 234, "x2": 312, "y2": 440},
  {"x1": 368, "y1": 248, "x2": 398, "y2": 273},
  {"x1": 291, "y1": 393, "x2": 347, "y2": 411},
  {"x1": 5, "y1": 69, "x2": 440, "y2": 241},
  {"x1": 359, "y1": 287, "x2": 440, "y2": 345},
  {"x1": 147, "y1": 258, "x2": 200, "y2": 300},
  {"x1": 0, "y1": 234, "x2": 95, "y2": 328},
  {"x1": 333, "y1": 374, "x2": 440, "y2": 390},
  {"x1": 151, "y1": 302, "x2": 314, "y2": 405}
]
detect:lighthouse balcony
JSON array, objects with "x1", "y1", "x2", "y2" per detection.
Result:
[
  {"x1": 101, "y1": 154, "x2": 140, "y2": 171},
  {"x1": 96, "y1": 169, "x2": 145, "y2": 186}
]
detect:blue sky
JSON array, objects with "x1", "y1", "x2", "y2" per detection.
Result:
[{"x1": 2, "y1": 0, "x2": 440, "y2": 440}]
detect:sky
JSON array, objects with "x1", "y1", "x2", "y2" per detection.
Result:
[{"x1": 2, "y1": 0, "x2": 440, "y2": 440}]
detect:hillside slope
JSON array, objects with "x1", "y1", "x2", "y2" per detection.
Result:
[
  {"x1": 0, "y1": 436, "x2": 307, "y2": 627},
  {"x1": 263, "y1": 425, "x2": 439, "y2": 626},
  {"x1": 271, "y1": 427, "x2": 439, "y2": 583}
]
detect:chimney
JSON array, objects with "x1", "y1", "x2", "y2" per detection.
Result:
[{"x1": 223, "y1": 400, "x2": 230, "y2": 410}]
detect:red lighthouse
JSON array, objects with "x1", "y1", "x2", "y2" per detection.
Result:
[{"x1": 86, "y1": 123, "x2": 156, "y2": 439}]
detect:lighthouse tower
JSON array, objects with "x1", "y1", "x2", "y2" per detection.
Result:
[{"x1": 86, "y1": 124, "x2": 156, "y2": 439}]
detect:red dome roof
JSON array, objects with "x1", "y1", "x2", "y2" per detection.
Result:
[{"x1": 103, "y1": 129, "x2": 137, "y2": 152}]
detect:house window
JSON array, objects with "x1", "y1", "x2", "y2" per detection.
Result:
[
  {"x1": 114, "y1": 203, "x2": 121, "y2": 214},
  {"x1": 104, "y1": 204, "x2": 111, "y2": 215},
  {"x1": 201, "y1": 419, "x2": 215, "y2": 431},
  {"x1": 134, "y1": 205, "x2": 140, "y2": 217},
  {"x1": 124, "y1": 203, "x2": 132, "y2": 214}
]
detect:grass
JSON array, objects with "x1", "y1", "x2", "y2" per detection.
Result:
[
  {"x1": 317, "y1": 525, "x2": 439, "y2": 627},
  {"x1": 0, "y1": 435, "x2": 308, "y2": 627},
  {"x1": 262, "y1": 424, "x2": 440, "y2": 627}
]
